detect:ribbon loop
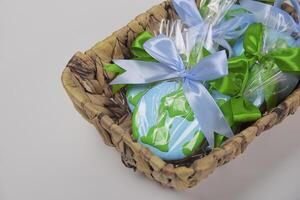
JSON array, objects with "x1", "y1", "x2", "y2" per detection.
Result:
[
  {"x1": 172, "y1": 0, "x2": 203, "y2": 27},
  {"x1": 186, "y1": 50, "x2": 228, "y2": 81},
  {"x1": 144, "y1": 35, "x2": 185, "y2": 71},
  {"x1": 172, "y1": 0, "x2": 253, "y2": 56}
]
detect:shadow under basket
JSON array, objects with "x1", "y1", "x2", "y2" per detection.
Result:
[{"x1": 61, "y1": 0, "x2": 300, "y2": 190}]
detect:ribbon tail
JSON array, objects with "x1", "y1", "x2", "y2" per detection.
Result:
[
  {"x1": 110, "y1": 60, "x2": 178, "y2": 85},
  {"x1": 183, "y1": 79, "x2": 233, "y2": 148},
  {"x1": 143, "y1": 35, "x2": 185, "y2": 71}
]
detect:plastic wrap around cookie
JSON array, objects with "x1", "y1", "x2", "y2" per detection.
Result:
[
  {"x1": 124, "y1": 0, "x2": 244, "y2": 161},
  {"x1": 130, "y1": 82, "x2": 230, "y2": 161},
  {"x1": 235, "y1": 0, "x2": 300, "y2": 109}
]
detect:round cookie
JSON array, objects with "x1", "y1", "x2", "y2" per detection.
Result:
[{"x1": 132, "y1": 81, "x2": 230, "y2": 161}]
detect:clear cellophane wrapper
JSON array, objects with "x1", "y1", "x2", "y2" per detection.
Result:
[
  {"x1": 243, "y1": 2, "x2": 299, "y2": 110},
  {"x1": 126, "y1": 0, "x2": 241, "y2": 161}
]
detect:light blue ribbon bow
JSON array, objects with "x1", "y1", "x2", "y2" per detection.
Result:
[
  {"x1": 240, "y1": 0, "x2": 300, "y2": 43},
  {"x1": 110, "y1": 34, "x2": 234, "y2": 148},
  {"x1": 172, "y1": 0, "x2": 252, "y2": 57}
]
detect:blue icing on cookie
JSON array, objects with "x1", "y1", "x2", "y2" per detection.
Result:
[
  {"x1": 132, "y1": 81, "x2": 230, "y2": 161},
  {"x1": 126, "y1": 84, "x2": 152, "y2": 112}
]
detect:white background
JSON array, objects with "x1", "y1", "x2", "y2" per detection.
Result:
[{"x1": 1, "y1": 0, "x2": 300, "y2": 199}]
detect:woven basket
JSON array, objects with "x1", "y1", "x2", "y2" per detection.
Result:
[{"x1": 61, "y1": 0, "x2": 300, "y2": 190}]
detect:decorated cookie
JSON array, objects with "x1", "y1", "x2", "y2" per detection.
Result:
[
  {"x1": 234, "y1": 27, "x2": 299, "y2": 108},
  {"x1": 132, "y1": 81, "x2": 230, "y2": 161}
]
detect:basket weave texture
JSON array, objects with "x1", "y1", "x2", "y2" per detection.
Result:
[{"x1": 61, "y1": 0, "x2": 300, "y2": 190}]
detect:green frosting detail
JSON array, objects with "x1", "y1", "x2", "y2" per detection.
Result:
[
  {"x1": 132, "y1": 106, "x2": 140, "y2": 141},
  {"x1": 135, "y1": 84, "x2": 228, "y2": 153},
  {"x1": 141, "y1": 113, "x2": 171, "y2": 152},
  {"x1": 161, "y1": 87, "x2": 195, "y2": 121},
  {"x1": 128, "y1": 91, "x2": 146, "y2": 107},
  {"x1": 138, "y1": 85, "x2": 198, "y2": 152},
  {"x1": 183, "y1": 131, "x2": 205, "y2": 156},
  {"x1": 126, "y1": 85, "x2": 152, "y2": 107}
]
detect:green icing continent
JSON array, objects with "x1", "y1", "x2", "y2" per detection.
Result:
[
  {"x1": 141, "y1": 113, "x2": 171, "y2": 152},
  {"x1": 160, "y1": 87, "x2": 195, "y2": 121},
  {"x1": 134, "y1": 84, "x2": 229, "y2": 154},
  {"x1": 132, "y1": 106, "x2": 140, "y2": 141},
  {"x1": 139, "y1": 85, "x2": 197, "y2": 152},
  {"x1": 128, "y1": 89, "x2": 148, "y2": 107},
  {"x1": 183, "y1": 131, "x2": 205, "y2": 156},
  {"x1": 127, "y1": 84, "x2": 154, "y2": 107}
]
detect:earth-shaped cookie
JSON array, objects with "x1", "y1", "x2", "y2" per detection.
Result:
[{"x1": 132, "y1": 81, "x2": 230, "y2": 161}]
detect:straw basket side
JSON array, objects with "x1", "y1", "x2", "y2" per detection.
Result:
[{"x1": 61, "y1": 0, "x2": 300, "y2": 190}]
